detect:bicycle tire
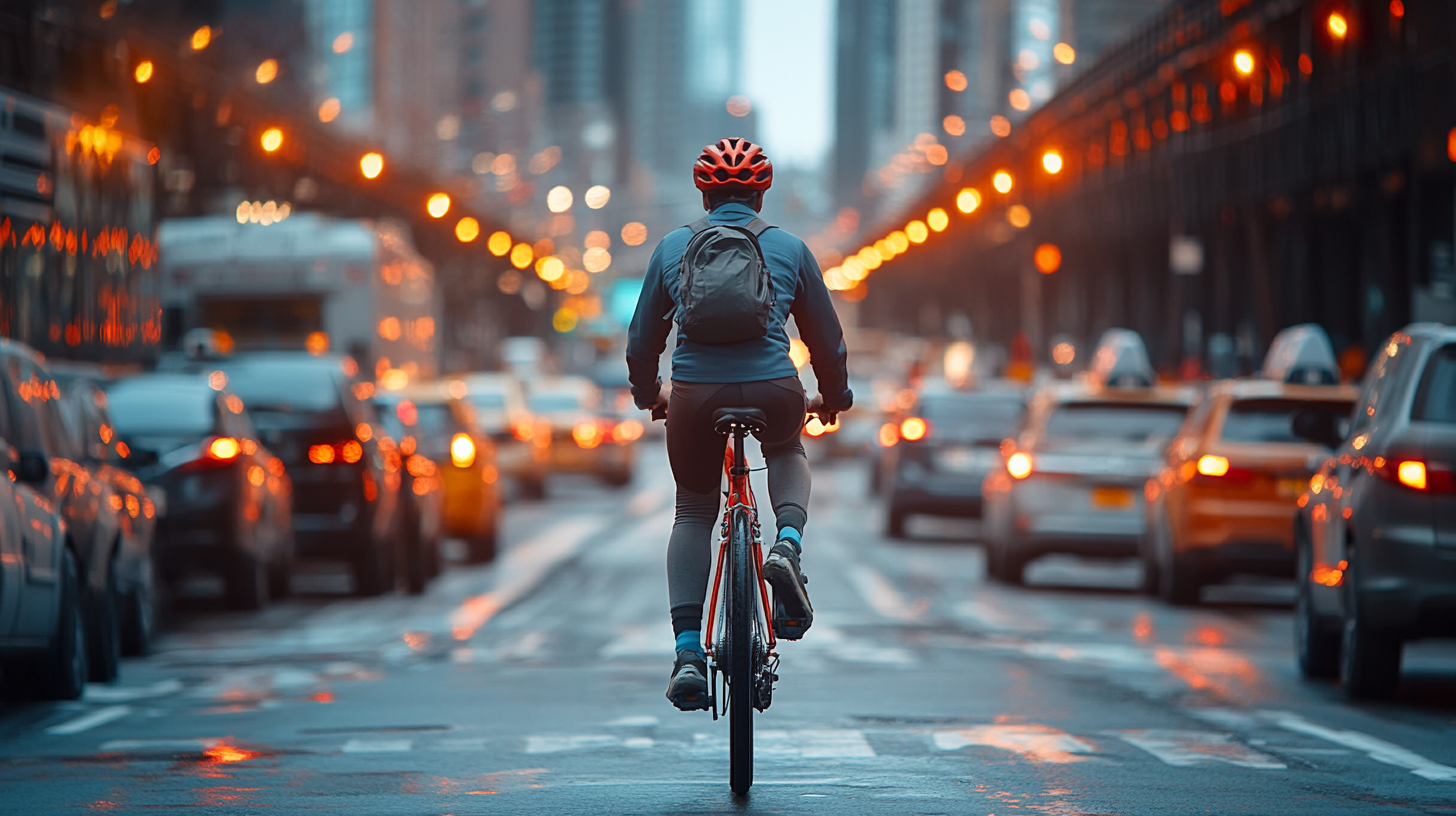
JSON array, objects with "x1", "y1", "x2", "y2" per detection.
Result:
[{"x1": 728, "y1": 507, "x2": 755, "y2": 795}]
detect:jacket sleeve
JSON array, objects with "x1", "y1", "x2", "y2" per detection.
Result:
[
  {"x1": 790, "y1": 242, "x2": 853, "y2": 412},
  {"x1": 625, "y1": 241, "x2": 674, "y2": 408}
]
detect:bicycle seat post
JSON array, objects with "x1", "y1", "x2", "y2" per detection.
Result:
[{"x1": 730, "y1": 425, "x2": 749, "y2": 478}]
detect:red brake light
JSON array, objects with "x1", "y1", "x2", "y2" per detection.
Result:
[
  {"x1": 1377, "y1": 458, "x2": 1456, "y2": 493},
  {"x1": 1006, "y1": 452, "x2": 1033, "y2": 479},
  {"x1": 208, "y1": 437, "x2": 240, "y2": 461}
]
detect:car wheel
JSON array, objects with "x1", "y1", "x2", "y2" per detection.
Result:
[
  {"x1": 885, "y1": 503, "x2": 908, "y2": 539},
  {"x1": 988, "y1": 536, "x2": 1027, "y2": 585},
  {"x1": 227, "y1": 553, "x2": 269, "y2": 611},
  {"x1": 121, "y1": 555, "x2": 158, "y2": 657},
  {"x1": 1138, "y1": 512, "x2": 1168, "y2": 596},
  {"x1": 38, "y1": 549, "x2": 89, "y2": 700},
  {"x1": 1159, "y1": 551, "x2": 1202, "y2": 606},
  {"x1": 466, "y1": 524, "x2": 498, "y2": 564},
  {"x1": 353, "y1": 535, "x2": 393, "y2": 596},
  {"x1": 266, "y1": 555, "x2": 293, "y2": 600},
  {"x1": 602, "y1": 469, "x2": 633, "y2": 488},
  {"x1": 1294, "y1": 527, "x2": 1339, "y2": 679},
  {"x1": 88, "y1": 556, "x2": 122, "y2": 683},
  {"x1": 1340, "y1": 552, "x2": 1402, "y2": 699}
]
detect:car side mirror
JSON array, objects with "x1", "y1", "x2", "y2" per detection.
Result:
[
  {"x1": 1292, "y1": 410, "x2": 1343, "y2": 450},
  {"x1": 15, "y1": 450, "x2": 49, "y2": 484}
]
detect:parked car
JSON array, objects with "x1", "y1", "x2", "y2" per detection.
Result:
[
  {"x1": 529, "y1": 376, "x2": 639, "y2": 487},
  {"x1": 881, "y1": 382, "x2": 1026, "y2": 537},
  {"x1": 982, "y1": 331, "x2": 1195, "y2": 584},
  {"x1": 203, "y1": 352, "x2": 400, "y2": 596},
  {"x1": 0, "y1": 341, "x2": 148, "y2": 682},
  {"x1": 53, "y1": 373, "x2": 161, "y2": 655},
  {"x1": 1292, "y1": 323, "x2": 1456, "y2": 699},
  {"x1": 1143, "y1": 327, "x2": 1358, "y2": 604},
  {"x1": 460, "y1": 372, "x2": 549, "y2": 499},
  {"x1": 105, "y1": 372, "x2": 293, "y2": 609},
  {"x1": 374, "y1": 402, "x2": 443, "y2": 592},
  {"x1": 0, "y1": 374, "x2": 85, "y2": 699}
]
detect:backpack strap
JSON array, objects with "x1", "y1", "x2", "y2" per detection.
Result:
[
  {"x1": 686, "y1": 217, "x2": 714, "y2": 235},
  {"x1": 743, "y1": 217, "x2": 775, "y2": 237}
]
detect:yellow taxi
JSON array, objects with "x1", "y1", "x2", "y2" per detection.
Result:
[
  {"x1": 377, "y1": 384, "x2": 501, "y2": 563},
  {"x1": 1143, "y1": 326, "x2": 1359, "y2": 604}
]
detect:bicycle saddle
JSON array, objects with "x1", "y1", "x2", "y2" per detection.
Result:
[{"x1": 712, "y1": 407, "x2": 768, "y2": 436}]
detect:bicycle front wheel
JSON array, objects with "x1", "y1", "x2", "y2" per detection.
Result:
[{"x1": 728, "y1": 508, "x2": 755, "y2": 795}]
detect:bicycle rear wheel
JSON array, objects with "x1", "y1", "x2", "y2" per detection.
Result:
[{"x1": 728, "y1": 507, "x2": 755, "y2": 795}]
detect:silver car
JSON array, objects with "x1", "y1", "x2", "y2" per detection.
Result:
[{"x1": 1293, "y1": 323, "x2": 1456, "y2": 699}]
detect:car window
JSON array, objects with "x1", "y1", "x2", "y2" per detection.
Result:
[
  {"x1": 106, "y1": 381, "x2": 217, "y2": 434},
  {"x1": 529, "y1": 393, "x2": 585, "y2": 413},
  {"x1": 218, "y1": 363, "x2": 344, "y2": 414},
  {"x1": 1220, "y1": 398, "x2": 1354, "y2": 443},
  {"x1": 2, "y1": 356, "x2": 56, "y2": 454},
  {"x1": 470, "y1": 392, "x2": 509, "y2": 410},
  {"x1": 414, "y1": 403, "x2": 463, "y2": 435},
  {"x1": 918, "y1": 395, "x2": 1024, "y2": 441},
  {"x1": 1044, "y1": 402, "x2": 1188, "y2": 443},
  {"x1": 1353, "y1": 334, "x2": 1412, "y2": 431},
  {"x1": 1413, "y1": 344, "x2": 1456, "y2": 423}
]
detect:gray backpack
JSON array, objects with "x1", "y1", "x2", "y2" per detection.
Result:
[{"x1": 675, "y1": 216, "x2": 776, "y2": 344}]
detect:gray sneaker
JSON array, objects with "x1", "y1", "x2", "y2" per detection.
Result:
[
  {"x1": 763, "y1": 542, "x2": 813, "y2": 640},
  {"x1": 666, "y1": 650, "x2": 709, "y2": 711}
]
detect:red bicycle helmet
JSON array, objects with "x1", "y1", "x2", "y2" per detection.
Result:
[{"x1": 693, "y1": 137, "x2": 773, "y2": 192}]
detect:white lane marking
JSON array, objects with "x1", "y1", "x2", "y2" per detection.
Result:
[
  {"x1": 1185, "y1": 708, "x2": 1261, "y2": 730},
  {"x1": 1114, "y1": 730, "x2": 1285, "y2": 769},
  {"x1": 100, "y1": 738, "x2": 221, "y2": 753},
  {"x1": 844, "y1": 565, "x2": 924, "y2": 623},
  {"x1": 450, "y1": 517, "x2": 605, "y2": 640},
  {"x1": 795, "y1": 730, "x2": 876, "y2": 758},
  {"x1": 607, "y1": 715, "x2": 659, "y2": 727},
  {"x1": 623, "y1": 737, "x2": 655, "y2": 749},
  {"x1": 599, "y1": 622, "x2": 675, "y2": 659},
  {"x1": 84, "y1": 679, "x2": 184, "y2": 702},
  {"x1": 797, "y1": 625, "x2": 916, "y2": 666},
  {"x1": 954, "y1": 599, "x2": 1040, "y2": 632},
  {"x1": 525, "y1": 735, "x2": 620, "y2": 754},
  {"x1": 45, "y1": 705, "x2": 133, "y2": 735},
  {"x1": 933, "y1": 725, "x2": 1094, "y2": 763},
  {"x1": 1262, "y1": 711, "x2": 1456, "y2": 782},
  {"x1": 342, "y1": 738, "x2": 413, "y2": 753}
]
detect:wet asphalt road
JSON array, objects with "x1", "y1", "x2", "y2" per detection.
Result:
[{"x1": 2, "y1": 440, "x2": 1456, "y2": 814}]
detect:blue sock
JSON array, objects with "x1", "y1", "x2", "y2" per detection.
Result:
[
  {"x1": 777, "y1": 526, "x2": 802, "y2": 553},
  {"x1": 675, "y1": 630, "x2": 703, "y2": 657}
]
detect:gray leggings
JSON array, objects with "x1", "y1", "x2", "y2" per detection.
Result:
[{"x1": 665, "y1": 377, "x2": 809, "y2": 635}]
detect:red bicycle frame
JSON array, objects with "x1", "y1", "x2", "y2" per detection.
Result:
[{"x1": 704, "y1": 446, "x2": 777, "y2": 658}]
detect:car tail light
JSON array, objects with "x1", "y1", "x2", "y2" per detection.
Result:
[
  {"x1": 208, "y1": 437, "x2": 241, "y2": 461},
  {"x1": 878, "y1": 423, "x2": 899, "y2": 447},
  {"x1": 573, "y1": 422, "x2": 603, "y2": 449},
  {"x1": 1376, "y1": 458, "x2": 1456, "y2": 493},
  {"x1": 340, "y1": 440, "x2": 363, "y2": 463},
  {"x1": 1191, "y1": 453, "x2": 1253, "y2": 483},
  {"x1": 310, "y1": 440, "x2": 368, "y2": 465},
  {"x1": 309, "y1": 444, "x2": 336, "y2": 464},
  {"x1": 611, "y1": 419, "x2": 644, "y2": 443},
  {"x1": 1197, "y1": 455, "x2": 1229, "y2": 477},
  {"x1": 1006, "y1": 452, "x2": 1033, "y2": 479},
  {"x1": 450, "y1": 433, "x2": 477, "y2": 467},
  {"x1": 900, "y1": 417, "x2": 928, "y2": 441},
  {"x1": 1310, "y1": 560, "x2": 1347, "y2": 587}
]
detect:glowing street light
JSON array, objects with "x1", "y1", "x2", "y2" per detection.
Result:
[
  {"x1": 1053, "y1": 43, "x2": 1075, "y2": 64},
  {"x1": 191, "y1": 26, "x2": 212, "y2": 50},
  {"x1": 487, "y1": 231, "x2": 512, "y2": 256},
  {"x1": 1233, "y1": 50, "x2": 1255, "y2": 76},
  {"x1": 260, "y1": 127, "x2": 284, "y2": 153},
  {"x1": 360, "y1": 152, "x2": 384, "y2": 179},
  {"x1": 1034, "y1": 243, "x2": 1062, "y2": 274},
  {"x1": 927, "y1": 208, "x2": 949, "y2": 232},
  {"x1": 427, "y1": 193, "x2": 451, "y2": 218},
  {"x1": 255, "y1": 58, "x2": 278, "y2": 84},
  {"x1": 956, "y1": 188, "x2": 982, "y2": 213},
  {"x1": 993, "y1": 171, "x2": 1014, "y2": 194},
  {"x1": 133, "y1": 60, "x2": 154, "y2": 84},
  {"x1": 455, "y1": 217, "x2": 480, "y2": 242},
  {"x1": 1042, "y1": 150, "x2": 1063, "y2": 174},
  {"x1": 546, "y1": 186, "x2": 573, "y2": 213},
  {"x1": 1327, "y1": 12, "x2": 1349, "y2": 40}
]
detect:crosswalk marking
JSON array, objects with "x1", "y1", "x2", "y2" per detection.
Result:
[
  {"x1": 933, "y1": 724, "x2": 1094, "y2": 763},
  {"x1": 1113, "y1": 729, "x2": 1285, "y2": 769},
  {"x1": 45, "y1": 705, "x2": 132, "y2": 735},
  {"x1": 1263, "y1": 711, "x2": 1456, "y2": 782},
  {"x1": 525, "y1": 735, "x2": 621, "y2": 754},
  {"x1": 692, "y1": 729, "x2": 877, "y2": 759}
]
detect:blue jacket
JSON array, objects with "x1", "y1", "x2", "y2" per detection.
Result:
[{"x1": 626, "y1": 202, "x2": 853, "y2": 411}]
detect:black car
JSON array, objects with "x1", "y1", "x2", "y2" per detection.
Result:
[
  {"x1": 883, "y1": 384, "x2": 1026, "y2": 538},
  {"x1": 1294, "y1": 323, "x2": 1456, "y2": 699},
  {"x1": 105, "y1": 373, "x2": 293, "y2": 610},
  {"x1": 206, "y1": 353, "x2": 401, "y2": 596}
]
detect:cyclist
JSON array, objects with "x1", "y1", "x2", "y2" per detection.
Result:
[{"x1": 626, "y1": 137, "x2": 853, "y2": 711}]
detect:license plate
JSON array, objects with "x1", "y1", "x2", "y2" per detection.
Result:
[
  {"x1": 1091, "y1": 487, "x2": 1135, "y2": 510},
  {"x1": 1276, "y1": 478, "x2": 1306, "y2": 498}
]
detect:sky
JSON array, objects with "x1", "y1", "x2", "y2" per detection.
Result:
[{"x1": 742, "y1": 0, "x2": 833, "y2": 170}]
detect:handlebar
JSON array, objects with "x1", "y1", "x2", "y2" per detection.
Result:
[{"x1": 648, "y1": 399, "x2": 840, "y2": 425}]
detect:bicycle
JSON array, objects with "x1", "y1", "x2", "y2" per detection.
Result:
[{"x1": 702, "y1": 406, "x2": 778, "y2": 795}]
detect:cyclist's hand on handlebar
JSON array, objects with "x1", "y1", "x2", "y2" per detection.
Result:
[{"x1": 807, "y1": 396, "x2": 838, "y2": 426}]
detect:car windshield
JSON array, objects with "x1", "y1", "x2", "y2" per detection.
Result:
[
  {"x1": 919, "y1": 395, "x2": 1024, "y2": 441},
  {"x1": 529, "y1": 393, "x2": 585, "y2": 413},
  {"x1": 1045, "y1": 402, "x2": 1187, "y2": 442},
  {"x1": 106, "y1": 382, "x2": 214, "y2": 434},
  {"x1": 1221, "y1": 398, "x2": 1354, "y2": 443},
  {"x1": 414, "y1": 403, "x2": 461, "y2": 435},
  {"x1": 220, "y1": 363, "x2": 341, "y2": 413},
  {"x1": 1414, "y1": 344, "x2": 1456, "y2": 423}
]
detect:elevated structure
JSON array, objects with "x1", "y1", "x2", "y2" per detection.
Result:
[{"x1": 854, "y1": 0, "x2": 1456, "y2": 374}]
